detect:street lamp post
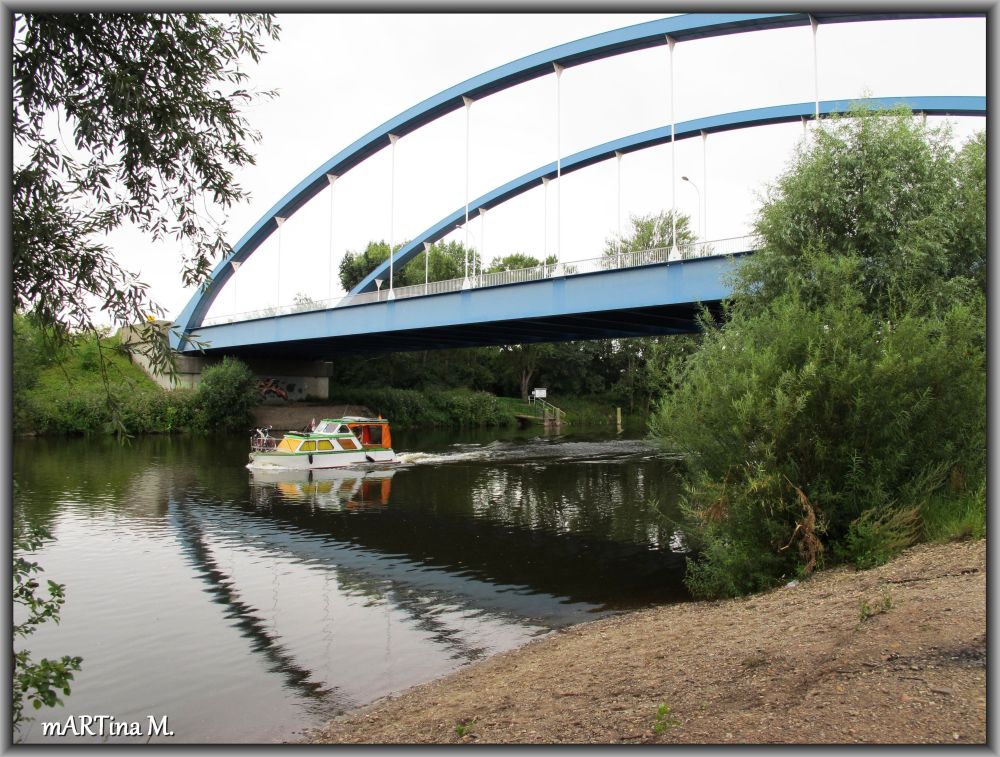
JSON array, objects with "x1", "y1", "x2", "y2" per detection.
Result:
[{"x1": 681, "y1": 175, "x2": 702, "y2": 244}]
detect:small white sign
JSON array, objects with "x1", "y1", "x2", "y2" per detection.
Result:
[{"x1": 532, "y1": 388, "x2": 547, "y2": 399}]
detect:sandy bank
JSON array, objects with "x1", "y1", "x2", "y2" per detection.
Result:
[{"x1": 304, "y1": 539, "x2": 985, "y2": 745}]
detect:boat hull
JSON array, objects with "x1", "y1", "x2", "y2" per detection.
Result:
[{"x1": 248, "y1": 448, "x2": 397, "y2": 471}]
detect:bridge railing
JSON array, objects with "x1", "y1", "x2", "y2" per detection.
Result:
[{"x1": 201, "y1": 234, "x2": 758, "y2": 326}]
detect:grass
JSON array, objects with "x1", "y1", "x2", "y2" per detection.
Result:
[
  {"x1": 858, "y1": 586, "x2": 894, "y2": 624},
  {"x1": 454, "y1": 719, "x2": 475, "y2": 738},
  {"x1": 741, "y1": 653, "x2": 768, "y2": 670},
  {"x1": 17, "y1": 333, "x2": 199, "y2": 436},
  {"x1": 653, "y1": 703, "x2": 680, "y2": 734},
  {"x1": 495, "y1": 396, "x2": 538, "y2": 417},
  {"x1": 494, "y1": 395, "x2": 648, "y2": 431},
  {"x1": 32, "y1": 334, "x2": 158, "y2": 397},
  {"x1": 920, "y1": 484, "x2": 986, "y2": 543}
]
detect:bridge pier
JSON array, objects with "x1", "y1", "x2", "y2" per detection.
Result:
[{"x1": 121, "y1": 324, "x2": 332, "y2": 400}]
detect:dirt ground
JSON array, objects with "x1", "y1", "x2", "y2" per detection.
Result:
[{"x1": 303, "y1": 539, "x2": 985, "y2": 745}]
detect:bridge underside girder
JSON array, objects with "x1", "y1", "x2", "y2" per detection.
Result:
[
  {"x1": 191, "y1": 301, "x2": 721, "y2": 360},
  {"x1": 182, "y1": 255, "x2": 740, "y2": 360}
]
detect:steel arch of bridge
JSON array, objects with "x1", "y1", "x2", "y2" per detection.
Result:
[
  {"x1": 171, "y1": 11, "x2": 983, "y2": 350},
  {"x1": 350, "y1": 95, "x2": 985, "y2": 296}
]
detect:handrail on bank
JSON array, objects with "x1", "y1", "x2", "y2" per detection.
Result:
[{"x1": 529, "y1": 396, "x2": 566, "y2": 424}]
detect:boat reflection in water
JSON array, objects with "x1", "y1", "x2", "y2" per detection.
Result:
[{"x1": 249, "y1": 466, "x2": 395, "y2": 512}]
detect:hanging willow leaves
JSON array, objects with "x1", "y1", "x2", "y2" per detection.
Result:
[{"x1": 12, "y1": 13, "x2": 280, "y2": 384}]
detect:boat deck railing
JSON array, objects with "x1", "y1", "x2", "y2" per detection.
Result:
[{"x1": 251, "y1": 427, "x2": 278, "y2": 452}]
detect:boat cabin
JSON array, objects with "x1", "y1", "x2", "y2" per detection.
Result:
[
  {"x1": 313, "y1": 417, "x2": 392, "y2": 451},
  {"x1": 272, "y1": 435, "x2": 361, "y2": 453},
  {"x1": 347, "y1": 421, "x2": 391, "y2": 450}
]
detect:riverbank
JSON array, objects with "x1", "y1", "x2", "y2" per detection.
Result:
[
  {"x1": 252, "y1": 403, "x2": 374, "y2": 431},
  {"x1": 303, "y1": 538, "x2": 985, "y2": 745}
]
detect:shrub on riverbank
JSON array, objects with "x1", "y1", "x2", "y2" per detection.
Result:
[
  {"x1": 13, "y1": 319, "x2": 636, "y2": 436},
  {"x1": 651, "y1": 109, "x2": 986, "y2": 598},
  {"x1": 339, "y1": 388, "x2": 640, "y2": 430},
  {"x1": 335, "y1": 386, "x2": 512, "y2": 428},
  {"x1": 194, "y1": 356, "x2": 259, "y2": 431}
]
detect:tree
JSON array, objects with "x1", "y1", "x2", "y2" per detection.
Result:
[
  {"x1": 501, "y1": 342, "x2": 555, "y2": 401},
  {"x1": 12, "y1": 13, "x2": 280, "y2": 379},
  {"x1": 13, "y1": 523, "x2": 83, "y2": 738},
  {"x1": 340, "y1": 241, "x2": 401, "y2": 291},
  {"x1": 292, "y1": 292, "x2": 319, "y2": 312},
  {"x1": 485, "y1": 252, "x2": 557, "y2": 273},
  {"x1": 607, "y1": 336, "x2": 699, "y2": 414},
  {"x1": 736, "y1": 106, "x2": 983, "y2": 319},
  {"x1": 603, "y1": 210, "x2": 695, "y2": 256},
  {"x1": 339, "y1": 239, "x2": 481, "y2": 292},
  {"x1": 415, "y1": 240, "x2": 481, "y2": 283},
  {"x1": 650, "y1": 108, "x2": 986, "y2": 598}
]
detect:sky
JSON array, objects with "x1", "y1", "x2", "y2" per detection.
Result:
[{"x1": 104, "y1": 13, "x2": 987, "y2": 324}]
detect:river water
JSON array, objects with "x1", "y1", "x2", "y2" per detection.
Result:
[{"x1": 13, "y1": 427, "x2": 690, "y2": 743}]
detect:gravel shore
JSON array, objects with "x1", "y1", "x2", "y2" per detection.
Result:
[{"x1": 303, "y1": 539, "x2": 985, "y2": 745}]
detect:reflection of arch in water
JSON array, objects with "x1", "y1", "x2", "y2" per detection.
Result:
[
  {"x1": 190, "y1": 463, "x2": 528, "y2": 676},
  {"x1": 198, "y1": 494, "x2": 600, "y2": 628},
  {"x1": 168, "y1": 501, "x2": 356, "y2": 716}
]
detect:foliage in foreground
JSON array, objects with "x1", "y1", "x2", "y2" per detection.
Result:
[
  {"x1": 650, "y1": 107, "x2": 986, "y2": 598},
  {"x1": 13, "y1": 522, "x2": 82, "y2": 737},
  {"x1": 12, "y1": 13, "x2": 279, "y2": 412}
]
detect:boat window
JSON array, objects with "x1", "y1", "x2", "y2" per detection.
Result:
[
  {"x1": 276, "y1": 438, "x2": 299, "y2": 452},
  {"x1": 340, "y1": 437, "x2": 360, "y2": 450},
  {"x1": 366, "y1": 425, "x2": 383, "y2": 445},
  {"x1": 317, "y1": 440, "x2": 334, "y2": 451},
  {"x1": 300, "y1": 440, "x2": 316, "y2": 452}
]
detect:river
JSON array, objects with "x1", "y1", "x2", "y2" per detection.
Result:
[{"x1": 13, "y1": 426, "x2": 690, "y2": 743}]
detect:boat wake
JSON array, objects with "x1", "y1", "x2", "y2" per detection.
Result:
[{"x1": 398, "y1": 438, "x2": 677, "y2": 467}]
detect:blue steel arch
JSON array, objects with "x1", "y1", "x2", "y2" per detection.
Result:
[
  {"x1": 352, "y1": 95, "x2": 986, "y2": 296},
  {"x1": 172, "y1": 11, "x2": 983, "y2": 347}
]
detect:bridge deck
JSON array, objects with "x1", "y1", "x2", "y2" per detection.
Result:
[{"x1": 182, "y1": 253, "x2": 745, "y2": 359}]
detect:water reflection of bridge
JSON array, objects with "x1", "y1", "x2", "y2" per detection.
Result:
[{"x1": 170, "y1": 457, "x2": 689, "y2": 716}]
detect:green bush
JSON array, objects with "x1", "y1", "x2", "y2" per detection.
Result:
[
  {"x1": 13, "y1": 318, "x2": 195, "y2": 436},
  {"x1": 654, "y1": 270, "x2": 985, "y2": 597},
  {"x1": 194, "y1": 357, "x2": 258, "y2": 431},
  {"x1": 336, "y1": 386, "x2": 512, "y2": 429},
  {"x1": 19, "y1": 384, "x2": 199, "y2": 436},
  {"x1": 650, "y1": 110, "x2": 985, "y2": 598}
]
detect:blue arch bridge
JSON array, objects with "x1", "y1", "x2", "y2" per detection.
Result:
[{"x1": 168, "y1": 12, "x2": 984, "y2": 375}]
